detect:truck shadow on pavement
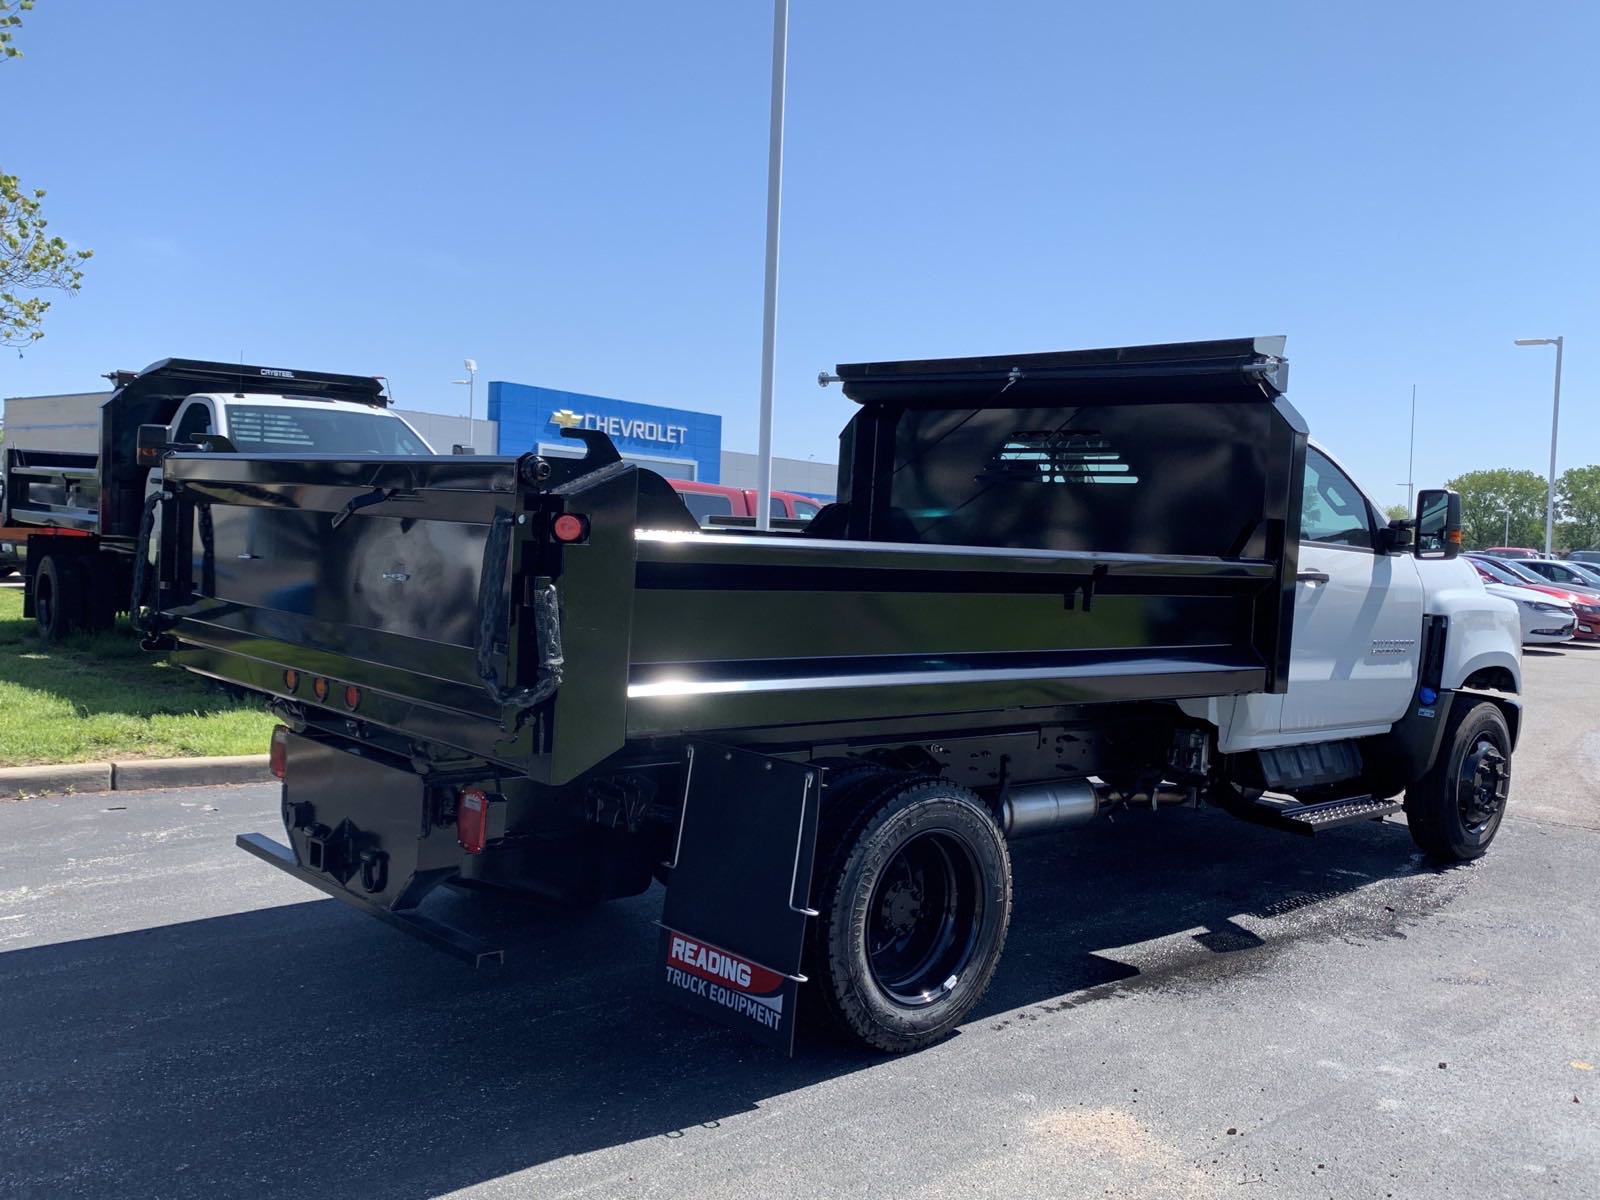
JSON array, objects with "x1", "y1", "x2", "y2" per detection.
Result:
[{"x1": 0, "y1": 806, "x2": 1440, "y2": 1199}]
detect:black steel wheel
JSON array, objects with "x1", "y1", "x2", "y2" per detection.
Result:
[
  {"x1": 808, "y1": 777, "x2": 1011, "y2": 1053},
  {"x1": 1404, "y1": 701, "x2": 1513, "y2": 863},
  {"x1": 34, "y1": 554, "x2": 82, "y2": 642},
  {"x1": 865, "y1": 830, "x2": 984, "y2": 1005}
]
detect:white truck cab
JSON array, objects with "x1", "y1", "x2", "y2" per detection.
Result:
[
  {"x1": 168, "y1": 392, "x2": 431, "y2": 455},
  {"x1": 146, "y1": 393, "x2": 433, "y2": 498},
  {"x1": 1189, "y1": 442, "x2": 1520, "y2": 753}
]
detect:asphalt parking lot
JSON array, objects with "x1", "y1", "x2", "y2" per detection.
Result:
[{"x1": 2, "y1": 651, "x2": 1597, "y2": 1200}]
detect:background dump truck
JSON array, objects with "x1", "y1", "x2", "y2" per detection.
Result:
[
  {"x1": 139, "y1": 336, "x2": 1522, "y2": 1053},
  {"x1": 1, "y1": 359, "x2": 431, "y2": 640}
]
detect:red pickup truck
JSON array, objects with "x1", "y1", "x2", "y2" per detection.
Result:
[{"x1": 669, "y1": 479, "x2": 825, "y2": 526}]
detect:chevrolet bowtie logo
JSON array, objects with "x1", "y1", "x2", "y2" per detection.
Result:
[{"x1": 550, "y1": 409, "x2": 583, "y2": 429}]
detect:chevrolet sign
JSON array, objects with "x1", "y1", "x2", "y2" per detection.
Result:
[{"x1": 550, "y1": 408, "x2": 690, "y2": 446}]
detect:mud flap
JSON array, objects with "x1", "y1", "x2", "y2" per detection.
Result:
[{"x1": 658, "y1": 743, "x2": 820, "y2": 1054}]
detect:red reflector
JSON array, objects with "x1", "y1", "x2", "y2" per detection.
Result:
[
  {"x1": 284, "y1": 669, "x2": 299, "y2": 692},
  {"x1": 269, "y1": 725, "x2": 289, "y2": 780},
  {"x1": 552, "y1": 513, "x2": 588, "y2": 544},
  {"x1": 457, "y1": 787, "x2": 490, "y2": 854},
  {"x1": 344, "y1": 685, "x2": 360, "y2": 710},
  {"x1": 313, "y1": 677, "x2": 329, "y2": 702}
]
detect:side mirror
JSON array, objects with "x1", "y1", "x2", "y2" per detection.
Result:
[
  {"x1": 1380, "y1": 520, "x2": 1414, "y2": 553},
  {"x1": 135, "y1": 423, "x2": 173, "y2": 466},
  {"x1": 1414, "y1": 488, "x2": 1463, "y2": 559}
]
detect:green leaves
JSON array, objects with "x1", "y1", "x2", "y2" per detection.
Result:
[
  {"x1": 1, "y1": 2, "x2": 92, "y2": 348},
  {"x1": 1, "y1": 171, "x2": 94, "y2": 348},
  {"x1": 1557, "y1": 466, "x2": 1600, "y2": 554},
  {"x1": 0, "y1": 1, "x2": 34, "y2": 60},
  {"x1": 1445, "y1": 468, "x2": 1549, "y2": 550},
  {"x1": 1445, "y1": 466, "x2": 1600, "y2": 554}
]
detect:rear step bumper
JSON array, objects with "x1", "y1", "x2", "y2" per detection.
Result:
[
  {"x1": 1225, "y1": 794, "x2": 1403, "y2": 837},
  {"x1": 237, "y1": 833, "x2": 503, "y2": 968}
]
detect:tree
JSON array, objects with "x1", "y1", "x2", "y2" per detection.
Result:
[
  {"x1": 1, "y1": 1, "x2": 91, "y2": 349},
  {"x1": 1445, "y1": 468, "x2": 1549, "y2": 550},
  {"x1": 1557, "y1": 465, "x2": 1600, "y2": 553},
  {"x1": 0, "y1": 0, "x2": 29, "y2": 59},
  {"x1": 1383, "y1": 502, "x2": 1410, "y2": 522}
]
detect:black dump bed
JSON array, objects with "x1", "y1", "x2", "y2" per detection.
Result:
[{"x1": 148, "y1": 336, "x2": 1307, "y2": 786}]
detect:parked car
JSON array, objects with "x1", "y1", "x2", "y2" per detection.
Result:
[
  {"x1": 1568, "y1": 550, "x2": 1600, "y2": 566},
  {"x1": 1549, "y1": 559, "x2": 1600, "y2": 589},
  {"x1": 1474, "y1": 553, "x2": 1600, "y2": 604},
  {"x1": 1517, "y1": 557, "x2": 1600, "y2": 593},
  {"x1": 668, "y1": 479, "x2": 826, "y2": 527},
  {"x1": 1478, "y1": 555, "x2": 1600, "y2": 640},
  {"x1": 1484, "y1": 546, "x2": 1540, "y2": 559},
  {"x1": 1468, "y1": 556, "x2": 1587, "y2": 642}
]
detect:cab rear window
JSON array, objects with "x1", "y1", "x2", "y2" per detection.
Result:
[{"x1": 227, "y1": 406, "x2": 428, "y2": 456}]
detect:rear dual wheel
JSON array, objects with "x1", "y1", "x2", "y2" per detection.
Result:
[
  {"x1": 34, "y1": 554, "x2": 84, "y2": 642},
  {"x1": 33, "y1": 553, "x2": 117, "y2": 640},
  {"x1": 808, "y1": 775, "x2": 1012, "y2": 1053}
]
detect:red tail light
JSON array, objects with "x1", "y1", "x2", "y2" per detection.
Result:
[
  {"x1": 552, "y1": 513, "x2": 589, "y2": 544},
  {"x1": 269, "y1": 725, "x2": 289, "y2": 780},
  {"x1": 344, "y1": 685, "x2": 361, "y2": 710},
  {"x1": 457, "y1": 787, "x2": 490, "y2": 854}
]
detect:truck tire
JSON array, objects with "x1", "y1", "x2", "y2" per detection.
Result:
[
  {"x1": 34, "y1": 554, "x2": 84, "y2": 642},
  {"x1": 808, "y1": 777, "x2": 1011, "y2": 1053},
  {"x1": 1403, "y1": 701, "x2": 1512, "y2": 863}
]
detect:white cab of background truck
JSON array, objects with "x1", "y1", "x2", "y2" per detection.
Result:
[{"x1": 142, "y1": 393, "x2": 433, "y2": 495}]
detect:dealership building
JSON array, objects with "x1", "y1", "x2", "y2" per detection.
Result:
[{"x1": 400, "y1": 380, "x2": 835, "y2": 498}]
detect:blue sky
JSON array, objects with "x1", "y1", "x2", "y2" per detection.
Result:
[{"x1": 4, "y1": 0, "x2": 1595, "y2": 505}]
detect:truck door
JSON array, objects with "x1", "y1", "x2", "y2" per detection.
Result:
[
  {"x1": 145, "y1": 399, "x2": 216, "y2": 500},
  {"x1": 172, "y1": 399, "x2": 216, "y2": 444},
  {"x1": 1279, "y1": 447, "x2": 1425, "y2": 736}
]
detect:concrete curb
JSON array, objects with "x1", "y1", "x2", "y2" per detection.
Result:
[{"x1": 0, "y1": 754, "x2": 271, "y2": 800}]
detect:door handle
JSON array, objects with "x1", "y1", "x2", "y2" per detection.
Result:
[{"x1": 1297, "y1": 570, "x2": 1331, "y2": 585}]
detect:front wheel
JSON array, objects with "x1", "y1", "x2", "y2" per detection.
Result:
[
  {"x1": 808, "y1": 778, "x2": 1011, "y2": 1053},
  {"x1": 1404, "y1": 701, "x2": 1512, "y2": 863}
]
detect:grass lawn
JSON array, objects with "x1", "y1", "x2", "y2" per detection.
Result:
[{"x1": 0, "y1": 586, "x2": 276, "y2": 767}]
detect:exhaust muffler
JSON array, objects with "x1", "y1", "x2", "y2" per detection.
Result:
[{"x1": 1001, "y1": 779, "x2": 1192, "y2": 838}]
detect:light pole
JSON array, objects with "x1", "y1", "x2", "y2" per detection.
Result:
[
  {"x1": 753, "y1": 0, "x2": 789, "y2": 532},
  {"x1": 1515, "y1": 336, "x2": 1564, "y2": 555},
  {"x1": 452, "y1": 357, "x2": 478, "y2": 451},
  {"x1": 1406, "y1": 383, "x2": 1416, "y2": 511}
]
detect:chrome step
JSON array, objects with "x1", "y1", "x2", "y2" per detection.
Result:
[{"x1": 1227, "y1": 793, "x2": 1403, "y2": 837}]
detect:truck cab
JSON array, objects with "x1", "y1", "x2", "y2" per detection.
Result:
[
  {"x1": 146, "y1": 393, "x2": 431, "y2": 498},
  {"x1": 168, "y1": 393, "x2": 431, "y2": 456},
  {"x1": 1188, "y1": 442, "x2": 1520, "y2": 752},
  {"x1": 3, "y1": 357, "x2": 433, "y2": 640}
]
